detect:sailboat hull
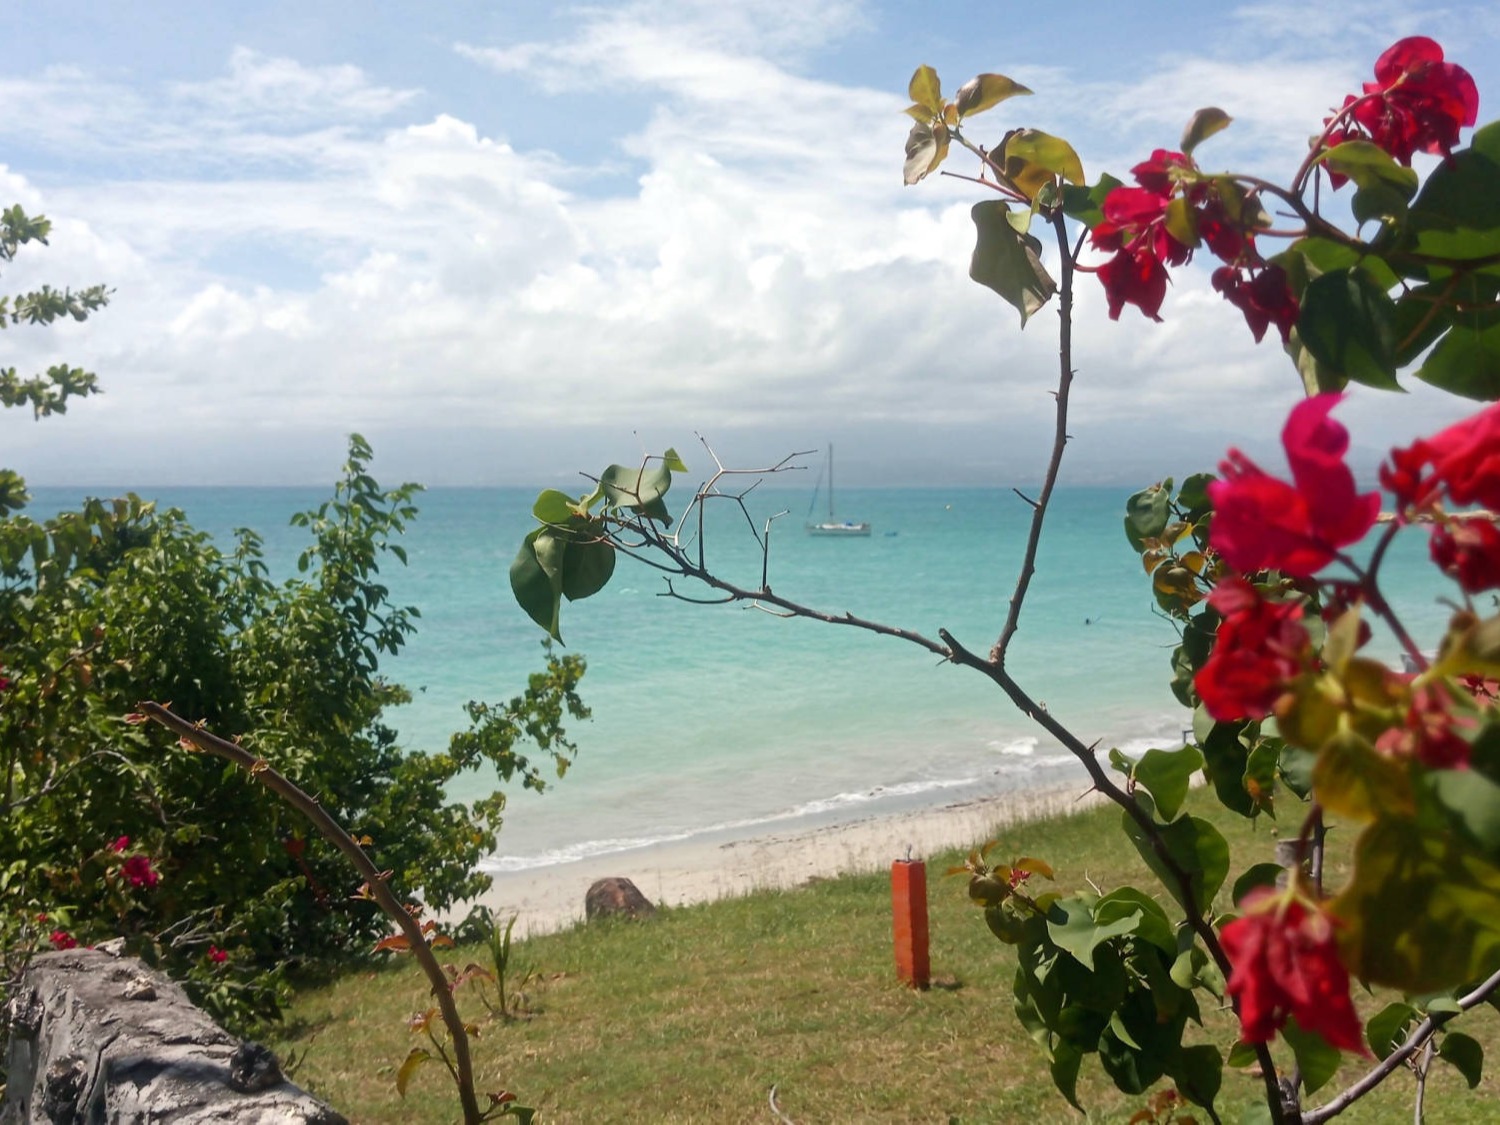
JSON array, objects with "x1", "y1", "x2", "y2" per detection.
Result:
[{"x1": 805, "y1": 521, "x2": 871, "y2": 536}]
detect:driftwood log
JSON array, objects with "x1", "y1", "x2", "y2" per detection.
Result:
[{"x1": 1, "y1": 945, "x2": 344, "y2": 1124}]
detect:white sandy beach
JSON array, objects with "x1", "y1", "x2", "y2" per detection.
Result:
[{"x1": 460, "y1": 783, "x2": 1109, "y2": 937}]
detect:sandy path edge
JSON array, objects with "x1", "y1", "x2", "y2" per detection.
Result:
[{"x1": 450, "y1": 782, "x2": 1107, "y2": 939}]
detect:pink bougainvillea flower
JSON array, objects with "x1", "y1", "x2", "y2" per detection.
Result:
[
  {"x1": 1382, "y1": 402, "x2": 1500, "y2": 514},
  {"x1": 121, "y1": 854, "x2": 159, "y2": 889},
  {"x1": 1430, "y1": 518, "x2": 1500, "y2": 594},
  {"x1": 1090, "y1": 153, "x2": 1196, "y2": 323},
  {"x1": 110, "y1": 835, "x2": 131, "y2": 853},
  {"x1": 1209, "y1": 395, "x2": 1381, "y2": 576},
  {"x1": 1347, "y1": 37, "x2": 1479, "y2": 165},
  {"x1": 1221, "y1": 887, "x2": 1368, "y2": 1054},
  {"x1": 50, "y1": 930, "x2": 78, "y2": 951},
  {"x1": 1195, "y1": 578, "x2": 1311, "y2": 721},
  {"x1": 1212, "y1": 265, "x2": 1299, "y2": 344},
  {"x1": 208, "y1": 945, "x2": 228, "y2": 964},
  {"x1": 1375, "y1": 683, "x2": 1472, "y2": 769}
]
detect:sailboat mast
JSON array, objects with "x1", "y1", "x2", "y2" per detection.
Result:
[{"x1": 828, "y1": 442, "x2": 835, "y2": 520}]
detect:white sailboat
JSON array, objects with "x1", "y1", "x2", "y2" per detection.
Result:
[{"x1": 806, "y1": 444, "x2": 871, "y2": 537}]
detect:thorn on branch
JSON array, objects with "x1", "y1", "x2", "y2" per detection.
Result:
[{"x1": 1011, "y1": 488, "x2": 1039, "y2": 509}]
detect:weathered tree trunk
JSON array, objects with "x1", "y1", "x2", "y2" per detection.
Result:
[{"x1": 1, "y1": 945, "x2": 345, "y2": 1124}]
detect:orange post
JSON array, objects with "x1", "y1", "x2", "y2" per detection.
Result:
[{"x1": 890, "y1": 858, "x2": 930, "y2": 989}]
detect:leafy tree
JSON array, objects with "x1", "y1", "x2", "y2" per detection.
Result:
[{"x1": 1, "y1": 204, "x2": 589, "y2": 1037}]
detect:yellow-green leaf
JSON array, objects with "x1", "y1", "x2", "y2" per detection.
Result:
[
  {"x1": 1181, "y1": 107, "x2": 1232, "y2": 156},
  {"x1": 955, "y1": 73, "x2": 1032, "y2": 118},
  {"x1": 1312, "y1": 730, "x2": 1413, "y2": 822},
  {"x1": 908, "y1": 65, "x2": 943, "y2": 115},
  {"x1": 1002, "y1": 130, "x2": 1085, "y2": 200},
  {"x1": 1164, "y1": 197, "x2": 1200, "y2": 249},
  {"x1": 396, "y1": 1047, "x2": 431, "y2": 1098}
]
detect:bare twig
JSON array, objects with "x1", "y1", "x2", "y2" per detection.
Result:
[
  {"x1": 139, "y1": 702, "x2": 486, "y2": 1125},
  {"x1": 1303, "y1": 967, "x2": 1500, "y2": 1123}
]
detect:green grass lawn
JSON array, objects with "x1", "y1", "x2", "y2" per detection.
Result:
[{"x1": 274, "y1": 790, "x2": 1500, "y2": 1123}]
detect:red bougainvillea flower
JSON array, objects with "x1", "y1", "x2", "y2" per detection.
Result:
[
  {"x1": 209, "y1": 945, "x2": 228, "y2": 964},
  {"x1": 1209, "y1": 395, "x2": 1381, "y2": 576},
  {"x1": 1342, "y1": 37, "x2": 1479, "y2": 166},
  {"x1": 121, "y1": 854, "x2": 159, "y2": 890},
  {"x1": 50, "y1": 930, "x2": 79, "y2": 951},
  {"x1": 1431, "y1": 518, "x2": 1500, "y2": 594},
  {"x1": 1091, "y1": 151, "x2": 1195, "y2": 322},
  {"x1": 1212, "y1": 265, "x2": 1299, "y2": 344},
  {"x1": 1195, "y1": 578, "x2": 1311, "y2": 721},
  {"x1": 1221, "y1": 887, "x2": 1368, "y2": 1054},
  {"x1": 1382, "y1": 402, "x2": 1500, "y2": 514},
  {"x1": 1375, "y1": 682, "x2": 1472, "y2": 769},
  {"x1": 110, "y1": 835, "x2": 131, "y2": 853}
]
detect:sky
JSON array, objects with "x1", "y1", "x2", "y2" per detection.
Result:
[{"x1": 2, "y1": 0, "x2": 1497, "y2": 488}]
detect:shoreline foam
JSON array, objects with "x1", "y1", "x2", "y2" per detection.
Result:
[{"x1": 455, "y1": 781, "x2": 1109, "y2": 938}]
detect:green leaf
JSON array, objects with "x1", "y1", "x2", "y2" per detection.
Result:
[
  {"x1": 1232, "y1": 862, "x2": 1284, "y2": 905},
  {"x1": 1322, "y1": 141, "x2": 1420, "y2": 198},
  {"x1": 1406, "y1": 120, "x2": 1500, "y2": 260},
  {"x1": 1049, "y1": 1041, "x2": 1085, "y2": 1111},
  {"x1": 1425, "y1": 768, "x2": 1500, "y2": 853},
  {"x1": 1122, "y1": 482, "x2": 1171, "y2": 551},
  {"x1": 560, "y1": 538, "x2": 615, "y2": 602},
  {"x1": 1003, "y1": 130, "x2": 1084, "y2": 199},
  {"x1": 1094, "y1": 887, "x2": 1175, "y2": 954},
  {"x1": 1181, "y1": 107, "x2": 1232, "y2": 156},
  {"x1": 600, "y1": 463, "x2": 675, "y2": 524},
  {"x1": 1227, "y1": 1041, "x2": 1260, "y2": 1068},
  {"x1": 1200, "y1": 720, "x2": 1256, "y2": 818},
  {"x1": 903, "y1": 119, "x2": 949, "y2": 185},
  {"x1": 907, "y1": 65, "x2": 943, "y2": 116},
  {"x1": 968, "y1": 201, "x2": 1056, "y2": 324},
  {"x1": 1047, "y1": 895, "x2": 1138, "y2": 966},
  {"x1": 1417, "y1": 319, "x2": 1500, "y2": 401},
  {"x1": 1297, "y1": 267, "x2": 1400, "y2": 390},
  {"x1": 532, "y1": 489, "x2": 577, "y2": 524},
  {"x1": 1131, "y1": 744, "x2": 1204, "y2": 822},
  {"x1": 1174, "y1": 1043, "x2": 1224, "y2": 1111},
  {"x1": 1439, "y1": 1030, "x2": 1484, "y2": 1089},
  {"x1": 1282, "y1": 1016, "x2": 1343, "y2": 1095},
  {"x1": 1122, "y1": 812, "x2": 1230, "y2": 914},
  {"x1": 661, "y1": 447, "x2": 689, "y2": 473},
  {"x1": 510, "y1": 529, "x2": 564, "y2": 641},
  {"x1": 1364, "y1": 1001, "x2": 1416, "y2": 1060},
  {"x1": 396, "y1": 1046, "x2": 432, "y2": 1098},
  {"x1": 954, "y1": 73, "x2": 1031, "y2": 118},
  {"x1": 1060, "y1": 173, "x2": 1122, "y2": 229}
]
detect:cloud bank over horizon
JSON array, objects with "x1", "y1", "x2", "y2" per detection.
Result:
[{"x1": 2, "y1": 0, "x2": 1496, "y2": 487}]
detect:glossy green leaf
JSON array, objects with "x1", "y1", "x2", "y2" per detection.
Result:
[
  {"x1": 1174, "y1": 1043, "x2": 1224, "y2": 1111},
  {"x1": 510, "y1": 529, "x2": 563, "y2": 641},
  {"x1": 532, "y1": 489, "x2": 577, "y2": 524},
  {"x1": 1440, "y1": 1030, "x2": 1484, "y2": 1089},
  {"x1": 1232, "y1": 862, "x2": 1284, "y2": 905},
  {"x1": 1282, "y1": 1016, "x2": 1343, "y2": 1094},
  {"x1": 1181, "y1": 107, "x2": 1232, "y2": 156},
  {"x1": 1364, "y1": 1001, "x2": 1416, "y2": 1059},
  {"x1": 600, "y1": 463, "x2": 675, "y2": 524},
  {"x1": 560, "y1": 537, "x2": 615, "y2": 602},
  {"x1": 1418, "y1": 319, "x2": 1500, "y2": 401},
  {"x1": 1123, "y1": 812, "x2": 1230, "y2": 914},
  {"x1": 1061, "y1": 173, "x2": 1122, "y2": 229},
  {"x1": 1132, "y1": 744, "x2": 1204, "y2": 822},
  {"x1": 1200, "y1": 720, "x2": 1256, "y2": 818},
  {"x1": 1123, "y1": 482, "x2": 1171, "y2": 551},
  {"x1": 1406, "y1": 120, "x2": 1500, "y2": 260},
  {"x1": 1297, "y1": 267, "x2": 1400, "y2": 390},
  {"x1": 1424, "y1": 769, "x2": 1500, "y2": 853},
  {"x1": 1226, "y1": 1041, "x2": 1260, "y2": 1069},
  {"x1": 954, "y1": 72, "x2": 1031, "y2": 118},
  {"x1": 907, "y1": 65, "x2": 943, "y2": 115},
  {"x1": 1322, "y1": 140, "x2": 1420, "y2": 198},
  {"x1": 1049, "y1": 1041, "x2": 1084, "y2": 1111},
  {"x1": 1047, "y1": 895, "x2": 1138, "y2": 966},
  {"x1": 968, "y1": 201, "x2": 1056, "y2": 324},
  {"x1": 1094, "y1": 887, "x2": 1175, "y2": 953}
]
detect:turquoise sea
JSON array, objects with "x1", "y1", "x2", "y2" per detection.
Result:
[{"x1": 29, "y1": 483, "x2": 1452, "y2": 874}]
